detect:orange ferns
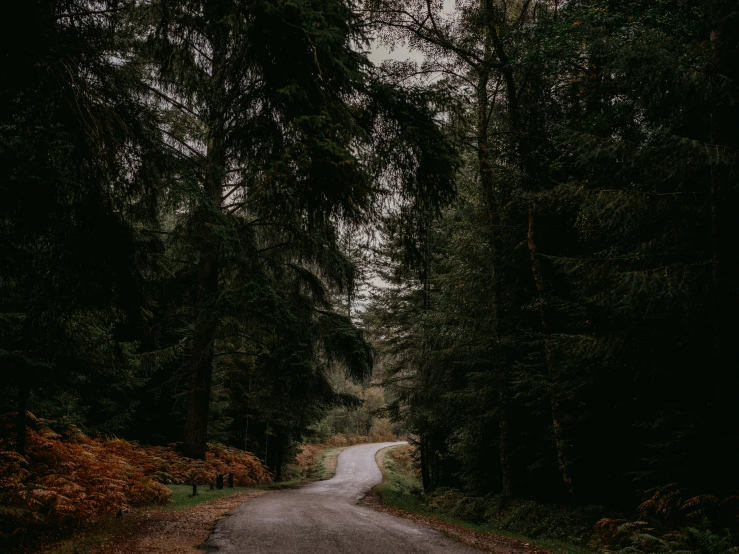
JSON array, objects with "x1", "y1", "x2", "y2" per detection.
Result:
[{"x1": 0, "y1": 413, "x2": 271, "y2": 542}]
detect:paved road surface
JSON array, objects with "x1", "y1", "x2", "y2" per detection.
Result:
[{"x1": 203, "y1": 442, "x2": 476, "y2": 553}]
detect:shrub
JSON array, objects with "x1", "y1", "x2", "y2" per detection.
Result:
[
  {"x1": 0, "y1": 412, "x2": 271, "y2": 545},
  {"x1": 593, "y1": 485, "x2": 739, "y2": 554}
]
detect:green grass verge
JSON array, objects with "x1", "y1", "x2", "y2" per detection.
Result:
[
  {"x1": 313, "y1": 446, "x2": 346, "y2": 480},
  {"x1": 158, "y1": 484, "x2": 254, "y2": 511},
  {"x1": 374, "y1": 446, "x2": 592, "y2": 554}
]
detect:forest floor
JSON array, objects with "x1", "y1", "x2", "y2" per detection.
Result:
[
  {"x1": 53, "y1": 488, "x2": 269, "y2": 554},
  {"x1": 41, "y1": 446, "x2": 347, "y2": 554},
  {"x1": 364, "y1": 446, "x2": 592, "y2": 554}
]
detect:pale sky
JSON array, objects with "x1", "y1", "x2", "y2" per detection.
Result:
[
  {"x1": 368, "y1": 40, "x2": 419, "y2": 65},
  {"x1": 367, "y1": 0, "x2": 456, "y2": 66},
  {"x1": 357, "y1": 1, "x2": 457, "y2": 315}
]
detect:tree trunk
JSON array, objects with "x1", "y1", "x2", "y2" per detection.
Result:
[
  {"x1": 527, "y1": 204, "x2": 574, "y2": 498},
  {"x1": 182, "y1": 39, "x2": 227, "y2": 460},
  {"x1": 431, "y1": 434, "x2": 442, "y2": 487},
  {"x1": 478, "y1": 53, "x2": 515, "y2": 500},
  {"x1": 182, "y1": 229, "x2": 220, "y2": 459},
  {"x1": 275, "y1": 434, "x2": 284, "y2": 481},
  {"x1": 420, "y1": 435, "x2": 431, "y2": 491},
  {"x1": 709, "y1": 17, "x2": 725, "y2": 399},
  {"x1": 16, "y1": 384, "x2": 28, "y2": 456},
  {"x1": 182, "y1": 168, "x2": 222, "y2": 459},
  {"x1": 485, "y1": 10, "x2": 575, "y2": 495},
  {"x1": 499, "y1": 392, "x2": 513, "y2": 497}
]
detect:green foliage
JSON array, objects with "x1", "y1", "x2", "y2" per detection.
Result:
[
  {"x1": 1, "y1": 0, "x2": 453, "y2": 488},
  {"x1": 161, "y1": 485, "x2": 251, "y2": 513},
  {"x1": 365, "y1": 0, "x2": 739, "y2": 550},
  {"x1": 0, "y1": 0, "x2": 167, "y2": 433},
  {"x1": 375, "y1": 446, "x2": 594, "y2": 554},
  {"x1": 3, "y1": 0, "x2": 739, "y2": 551},
  {"x1": 310, "y1": 375, "x2": 389, "y2": 440}
]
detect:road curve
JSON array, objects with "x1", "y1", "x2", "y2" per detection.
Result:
[{"x1": 203, "y1": 442, "x2": 476, "y2": 553}]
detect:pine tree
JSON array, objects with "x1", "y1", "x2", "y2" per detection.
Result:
[
  {"x1": 0, "y1": 0, "x2": 165, "y2": 454},
  {"x1": 140, "y1": 0, "x2": 456, "y2": 459}
]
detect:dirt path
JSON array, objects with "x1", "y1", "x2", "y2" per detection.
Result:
[
  {"x1": 94, "y1": 490, "x2": 268, "y2": 553},
  {"x1": 204, "y1": 442, "x2": 479, "y2": 553}
]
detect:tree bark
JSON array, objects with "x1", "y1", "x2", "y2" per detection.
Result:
[
  {"x1": 181, "y1": 162, "x2": 223, "y2": 459},
  {"x1": 478, "y1": 13, "x2": 523, "y2": 499},
  {"x1": 420, "y1": 435, "x2": 431, "y2": 491},
  {"x1": 16, "y1": 384, "x2": 28, "y2": 456},
  {"x1": 709, "y1": 17, "x2": 724, "y2": 397},
  {"x1": 498, "y1": 392, "x2": 513, "y2": 497},
  {"x1": 482, "y1": 2, "x2": 575, "y2": 497},
  {"x1": 527, "y1": 204, "x2": 573, "y2": 498},
  {"x1": 182, "y1": 225, "x2": 220, "y2": 459},
  {"x1": 477, "y1": 54, "x2": 516, "y2": 500},
  {"x1": 182, "y1": 36, "x2": 227, "y2": 460},
  {"x1": 275, "y1": 434, "x2": 284, "y2": 481}
]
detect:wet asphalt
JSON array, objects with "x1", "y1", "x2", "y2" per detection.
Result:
[{"x1": 202, "y1": 441, "x2": 476, "y2": 553}]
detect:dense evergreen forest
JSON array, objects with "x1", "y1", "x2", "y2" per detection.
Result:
[
  {"x1": 2, "y1": 0, "x2": 738, "y2": 552},
  {"x1": 361, "y1": 0, "x2": 739, "y2": 549},
  {"x1": 1, "y1": 0, "x2": 453, "y2": 470}
]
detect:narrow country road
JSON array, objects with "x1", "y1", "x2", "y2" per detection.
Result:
[{"x1": 202, "y1": 442, "x2": 476, "y2": 553}]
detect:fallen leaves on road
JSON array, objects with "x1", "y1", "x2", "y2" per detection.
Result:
[{"x1": 361, "y1": 491, "x2": 551, "y2": 554}]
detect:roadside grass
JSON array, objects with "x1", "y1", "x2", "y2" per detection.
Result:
[
  {"x1": 159, "y1": 484, "x2": 254, "y2": 511},
  {"x1": 283, "y1": 445, "x2": 347, "y2": 482},
  {"x1": 374, "y1": 445, "x2": 593, "y2": 554},
  {"x1": 313, "y1": 446, "x2": 345, "y2": 480}
]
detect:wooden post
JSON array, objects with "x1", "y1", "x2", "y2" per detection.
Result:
[
  {"x1": 227, "y1": 473, "x2": 234, "y2": 488},
  {"x1": 216, "y1": 474, "x2": 224, "y2": 489},
  {"x1": 192, "y1": 482, "x2": 198, "y2": 496}
]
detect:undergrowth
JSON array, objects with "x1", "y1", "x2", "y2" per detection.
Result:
[
  {"x1": 375, "y1": 446, "x2": 739, "y2": 554},
  {"x1": 0, "y1": 412, "x2": 271, "y2": 550},
  {"x1": 594, "y1": 484, "x2": 739, "y2": 554},
  {"x1": 375, "y1": 445, "x2": 596, "y2": 554}
]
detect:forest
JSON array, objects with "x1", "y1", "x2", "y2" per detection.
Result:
[{"x1": 1, "y1": 0, "x2": 738, "y2": 553}]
